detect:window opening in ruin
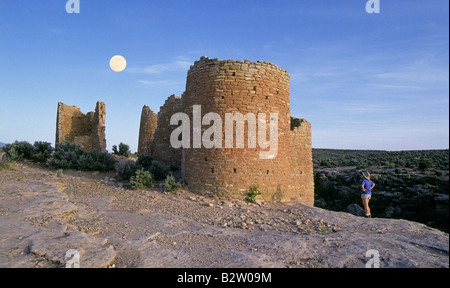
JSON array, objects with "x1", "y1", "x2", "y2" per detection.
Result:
[
  {"x1": 233, "y1": 168, "x2": 237, "y2": 173},
  {"x1": 267, "y1": 170, "x2": 270, "y2": 174},
  {"x1": 211, "y1": 168, "x2": 214, "y2": 173}
]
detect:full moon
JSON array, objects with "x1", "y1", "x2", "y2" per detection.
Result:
[{"x1": 109, "y1": 55, "x2": 127, "y2": 72}]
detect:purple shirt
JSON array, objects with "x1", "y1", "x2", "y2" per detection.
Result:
[{"x1": 361, "y1": 179, "x2": 374, "y2": 195}]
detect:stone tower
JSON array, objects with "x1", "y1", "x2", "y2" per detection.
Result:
[
  {"x1": 181, "y1": 57, "x2": 313, "y2": 204},
  {"x1": 55, "y1": 101, "x2": 107, "y2": 152},
  {"x1": 139, "y1": 56, "x2": 314, "y2": 205},
  {"x1": 151, "y1": 95, "x2": 184, "y2": 166},
  {"x1": 138, "y1": 105, "x2": 158, "y2": 155}
]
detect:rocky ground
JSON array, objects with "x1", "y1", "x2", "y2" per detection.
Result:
[{"x1": 0, "y1": 162, "x2": 448, "y2": 268}]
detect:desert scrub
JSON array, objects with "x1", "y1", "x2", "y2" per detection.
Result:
[
  {"x1": 47, "y1": 142, "x2": 84, "y2": 170},
  {"x1": 117, "y1": 160, "x2": 137, "y2": 180},
  {"x1": 418, "y1": 159, "x2": 432, "y2": 171},
  {"x1": 56, "y1": 169, "x2": 63, "y2": 178},
  {"x1": 136, "y1": 154, "x2": 154, "y2": 169},
  {"x1": 2, "y1": 140, "x2": 54, "y2": 163},
  {"x1": 136, "y1": 155, "x2": 169, "y2": 181},
  {"x1": 148, "y1": 161, "x2": 169, "y2": 181},
  {"x1": 313, "y1": 148, "x2": 449, "y2": 170},
  {"x1": 2, "y1": 141, "x2": 35, "y2": 161},
  {"x1": 47, "y1": 142, "x2": 116, "y2": 172},
  {"x1": 357, "y1": 162, "x2": 370, "y2": 169},
  {"x1": 78, "y1": 151, "x2": 116, "y2": 172},
  {"x1": 245, "y1": 183, "x2": 262, "y2": 203},
  {"x1": 31, "y1": 141, "x2": 54, "y2": 163},
  {"x1": 130, "y1": 169, "x2": 153, "y2": 189},
  {"x1": 164, "y1": 175, "x2": 181, "y2": 193},
  {"x1": 112, "y1": 143, "x2": 131, "y2": 158}
]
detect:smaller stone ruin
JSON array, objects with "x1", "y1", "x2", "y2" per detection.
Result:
[
  {"x1": 55, "y1": 101, "x2": 106, "y2": 152},
  {"x1": 138, "y1": 105, "x2": 158, "y2": 156}
]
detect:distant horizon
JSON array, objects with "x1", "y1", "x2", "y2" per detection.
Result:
[
  {"x1": 1, "y1": 139, "x2": 448, "y2": 154},
  {"x1": 1, "y1": 1, "x2": 448, "y2": 152}
]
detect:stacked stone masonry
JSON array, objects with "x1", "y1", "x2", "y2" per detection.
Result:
[
  {"x1": 138, "y1": 56, "x2": 314, "y2": 205},
  {"x1": 151, "y1": 95, "x2": 184, "y2": 166},
  {"x1": 55, "y1": 101, "x2": 106, "y2": 152},
  {"x1": 138, "y1": 106, "x2": 158, "y2": 156}
]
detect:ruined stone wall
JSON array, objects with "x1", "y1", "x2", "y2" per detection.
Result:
[
  {"x1": 152, "y1": 95, "x2": 183, "y2": 166},
  {"x1": 181, "y1": 57, "x2": 295, "y2": 201},
  {"x1": 138, "y1": 106, "x2": 158, "y2": 155},
  {"x1": 289, "y1": 118, "x2": 314, "y2": 205},
  {"x1": 138, "y1": 56, "x2": 314, "y2": 205},
  {"x1": 55, "y1": 101, "x2": 106, "y2": 152}
]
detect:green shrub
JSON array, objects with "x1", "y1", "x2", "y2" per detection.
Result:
[
  {"x1": 130, "y1": 169, "x2": 153, "y2": 189},
  {"x1": 245, "y1": 183, "x2": 262, "y2": 203},
  {"x1": 2, "y1": 140, "x2": 53, "y2": 163},
  {"x1": 112, "y1": 143, "x2": 131, "y2": 158},
  {"x1": 32, "y1": 141, "x2": 54, "y2": 163},
  {"x1": 136, "y1": 155, "x2": 169, "y2": 181},
  {"x1": 47, "y1": 142, "x2": 116, "y2": 172},
  {"x1": 148, "y1": 161, "x2": 169, "y2": 181},
  {"x1": 419, "y1": 160, "x2": 432, "y2": 171},
  {"x1": 47, "y1": 142, "x2": 84, "y2": 169},
  {"x1": 136, "y1": 154, "x2": 154, "y2": 170},
  {"x1": 357, "y1": 162, "x2": 370, "y2": 169},
  {"x1": 3, "y1": 141, "x2": 35, "y2": 161},
  {"x1": 117, "y1": 160, "x2": 137, "y2": 180},
  {"x1": 78, "y1": 151, "x2": 116, "y2": 172},
  {"x1": 164, "y1": 175, "x2": 181, "y2": 193},
  {"x1": 56, "y1": 169, "x2": 63, "y2": 178}
]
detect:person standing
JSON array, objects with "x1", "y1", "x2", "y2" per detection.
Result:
[{"x1": 361, "y1": 171, "x2": 375, "y2": 218}]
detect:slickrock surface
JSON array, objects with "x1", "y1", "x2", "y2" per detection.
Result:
[{"x1": 1, "y1": 162, "x2": 448, "y2": 268}]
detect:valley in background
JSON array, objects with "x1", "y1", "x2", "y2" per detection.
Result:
[{"x1": 313, "y1": 149, "x2": 449, "y2": 232}]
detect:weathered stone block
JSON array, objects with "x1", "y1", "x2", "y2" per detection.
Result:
[{"x1": 55, "y1": 101, "x2": 106, "y2": 152}]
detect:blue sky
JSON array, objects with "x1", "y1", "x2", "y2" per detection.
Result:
[{"x1": 0, "y1": 0, "x2": 448, "y2": 152}]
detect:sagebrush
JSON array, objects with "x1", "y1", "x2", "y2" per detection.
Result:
[
  {"x1": 47, "y1": 141, "x2": 116, "y2": 172},
  {"x1": 112, "y1": 143, "x2": 132, "y2": 158},
  {"x1": 130, "y1": 169, "x2": 153, "y2": 189},
  {"x1": 164, "y1": 175, "x2": 181, "y2": 193},
  {"x1": 117, "y1": 160, "x2": 137, "y2": 180}
]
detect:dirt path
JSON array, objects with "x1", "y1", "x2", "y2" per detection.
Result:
[{"x1": 0, "y1": 162, "x2": 448, "y2": 268}]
